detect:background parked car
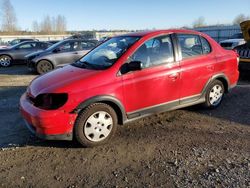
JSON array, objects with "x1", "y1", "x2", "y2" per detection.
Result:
[
  {"x1": 0, "y1": 38, "x2": 38, "y2": 49},
  {"x1": 234, "y1": 20, "x2": 250, "y2": 71},
  {"x1": 0, "y1": 41, "x2": 52, "y2": 67},
  {"x1": 26, "y1": 39, "x2": 99, "y2": 74},
  {"x1": 219, "y1": 32, "x2": 246, "y2": 50}
]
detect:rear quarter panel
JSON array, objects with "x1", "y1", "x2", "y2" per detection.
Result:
[{"x1": 214, "y1": 48, "x2": 239, "y2": 87}]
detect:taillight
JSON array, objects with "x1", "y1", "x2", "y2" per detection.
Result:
[
  {"x1": 34, "y1": 93, "x2": 68, "y2": 110},
  {"x1": 237, "y1": 57, "x2": 240, "y2": 66}
]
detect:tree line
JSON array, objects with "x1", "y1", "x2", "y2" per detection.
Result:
[
  {"x1": 193, "y1": 14, "x2": 250, "y2": 28},
  {"x1": 31, "y1": 15, "x2": 67, "y2": 34},
  {"x1": 0, "y1": 0, "x2": 67, "y2": 34}
]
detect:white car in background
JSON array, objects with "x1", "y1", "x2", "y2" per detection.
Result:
[{"x1": 220, "y1": 33, "x2": 246, "y2": 50}]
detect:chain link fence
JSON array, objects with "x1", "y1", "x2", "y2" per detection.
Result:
[{"x1": 194, "y1": 25, "x2": 241, "y2": 42}]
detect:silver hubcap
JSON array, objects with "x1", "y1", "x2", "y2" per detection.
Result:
[
  {"x1": 84, "y1": 111, "x2": 113, "y2": 142},
  {"x1": 209, "y1": 84, "x2": 223, "y2": 106},
  {"x1": 0, "y1": 56, "x2": 11, "y2": 67},
  {"x1": 38, "y1": 61, "x2": 53, "y2": 73}
]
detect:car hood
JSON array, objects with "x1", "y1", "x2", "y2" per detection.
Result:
[
  {"x1": 28, "y1": 65, "x2": 102, "y2": 97},
  {"x1": 0, "y1": 45, "x2": 8, "y2": 49},
  {"x1": 240, "y1": 20, "x2": 250, "y2": 42},
  {"x1": 0, "y1": 48, "x2": 11, "y2": 52}
]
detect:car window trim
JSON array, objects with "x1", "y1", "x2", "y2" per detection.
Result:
[
  {"x1": 199, "y1": 35, "x2": 213, "y2": 55},
  {"x1": 176, "y1": 33, "x2": 213, "y2": 61},
  {"x1": 119, "y1": 33, "x2": 178, "y2": 76}
]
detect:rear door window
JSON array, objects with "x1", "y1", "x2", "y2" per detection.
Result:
[
  {"x1": 200, "y1": 37, "x2": 211, "y2": 54},
  {"x1": 18, "y1": 42, "x2": 36, "y2": 49},
  {"x1": 177, "y1": 34, "x2": 203, "y2": 59},
  {"x1": 80, "y1": 41, "x2": 97, "y2": 50},
  {"x1": 58, "y1": 42, "x2": 78, "y2": 52}
]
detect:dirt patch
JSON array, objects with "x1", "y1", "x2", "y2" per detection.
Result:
[{"x1": 0, "y1": 66, "x2": 250, "y2": 187}]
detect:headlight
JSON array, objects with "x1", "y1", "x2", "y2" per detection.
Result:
[{"x1": 34, "y1": 93, "x2": 68, "y2": 110}]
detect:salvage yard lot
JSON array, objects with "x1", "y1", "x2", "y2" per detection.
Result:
[{"x1": 0, "y1": 66, "x2": 250, "y2": 187}]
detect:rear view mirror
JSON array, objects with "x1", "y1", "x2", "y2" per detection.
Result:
[{"x1": 120, "y1": 61, "x2": 142, "y2": 74}]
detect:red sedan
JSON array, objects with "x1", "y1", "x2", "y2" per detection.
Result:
[{"x1": 20, "y1": 29, "x2": 239, "y2": 147}]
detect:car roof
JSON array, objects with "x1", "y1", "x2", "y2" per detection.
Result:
[
  {"x1": 20, "y1": 38, "x2": 35, "y2": 40},
  {"x1": 18, "y1": 41, "x2": 47, "y2": 45},
  {"x1": 118, "y1": 29, "x2": 204, "y2": 37},
  {"x1": 62, "y1": 39, "x2": 97, "y2": 42}
]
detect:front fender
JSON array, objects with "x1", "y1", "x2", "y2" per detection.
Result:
[{"x1": 74, "y1": 95, "x2": 127, "y2": 125}]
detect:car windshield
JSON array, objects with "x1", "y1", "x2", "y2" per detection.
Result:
[
  {"x1": 9, "y1": 39, "x2": 20, "y2": 46},
  {"x1": 73, "y1": 36, "x2": 140, "y2": 70}
]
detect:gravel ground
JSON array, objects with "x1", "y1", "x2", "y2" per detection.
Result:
[{"x1": 0, "y1": 65, "x2": 249, "y2": 188}]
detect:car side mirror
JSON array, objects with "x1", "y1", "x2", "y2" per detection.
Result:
[
  {"x1": 53, "y1": 48, "x2": 60, "y2": 53},
  {"x1": 128, "y1": 61, "x2": 142, "y2": 71},
  {"x1": 120, "y1": 61, "x2": 142, "y2": 74}
]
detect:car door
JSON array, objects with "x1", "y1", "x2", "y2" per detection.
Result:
[
  {"x1": 13, "y1": 42, "x2": 38, "y2": 62},
  {"x1": 176, "y1": 34, "x2": 215, "y2": 104},
  {"x1": 121, "y1": 35, "x2": 181, "y2": 114},
  {"x1": 52, "y1": 41, "x2": 82, "y2": 66}
]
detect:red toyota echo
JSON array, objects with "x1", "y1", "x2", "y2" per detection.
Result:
[{"x1": 20, "y1": 30, "x2": 239, "y2": 147}]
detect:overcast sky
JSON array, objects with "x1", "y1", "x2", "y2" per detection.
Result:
[{"x1": 6, "y1": 0, "x2": 250, "y2": 30}]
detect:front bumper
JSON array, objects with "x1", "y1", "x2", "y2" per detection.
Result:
[
  {"x1": 24, "y1": 120, "x2": 72, "y2": 140},
  {"x1": 26, "y1": 59, "x2": 36, "y2": 72},
  {"x1": 20, "y1": 93, "x2": 77, "y2": 141}
]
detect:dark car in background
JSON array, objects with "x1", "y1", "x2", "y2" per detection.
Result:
[
  {"x1": 234, "y1": 20, "x2": 250, "y2": 71},
  {"x1": 0, "y1": 38, "x2": 38, "y2": 49},
  {"x1": 220, "y1": 33, "x2": 245, "y2": 50},
  {"x1": 8, "y1": 38, "x2": 38, "y2": 46},
  {"x1": 0, "y1": 41, "x2": 51, "y2": 67},
  {"x1": 26, "y1": 39, "x2": 98, "y2": 74}
]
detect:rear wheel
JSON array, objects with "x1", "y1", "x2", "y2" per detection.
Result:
[
  {"x1": 74, "y1": 103, "x2": 117, "y2": 147},
  {"x1": 36, "y1": 60, "x2": 54, "y2": 74},
  {"x1": 204, "y1": 80, "x2": 225, "y2": 108},
  {"x1": 0, "y1": 55, "x2": 12, "y2": 67}
]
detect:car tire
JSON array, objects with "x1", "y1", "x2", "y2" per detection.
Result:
[
  {"x1": 204, "y1": 80, "x2": 225, "y2": 108},
  {"x1": 36, "y1": 60, "x2": 54, "y2": 74},
  {"x1": 74, "y1": 103, "x2": 118, "y2": 147},
  {"x1": 0, "y1": 55, "x2": 12, "y2": 67}
]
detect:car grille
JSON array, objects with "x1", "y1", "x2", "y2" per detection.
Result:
[{"x1": 237, "y1": 49, "x2": 250, "y2": 58}]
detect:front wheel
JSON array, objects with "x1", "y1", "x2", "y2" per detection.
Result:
[
  {"x1": 204, "y1": 80, "x2": 225, "y2": 108},
  {"x1": 36, "y1": 60, "x2": 54, "y2": 74},
  {"x1": 0, "y1": 55, "x2": 12, "y2": 67},
  {"x1": 74, "y1": 103, "x2": 118, "y2": 147}
]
